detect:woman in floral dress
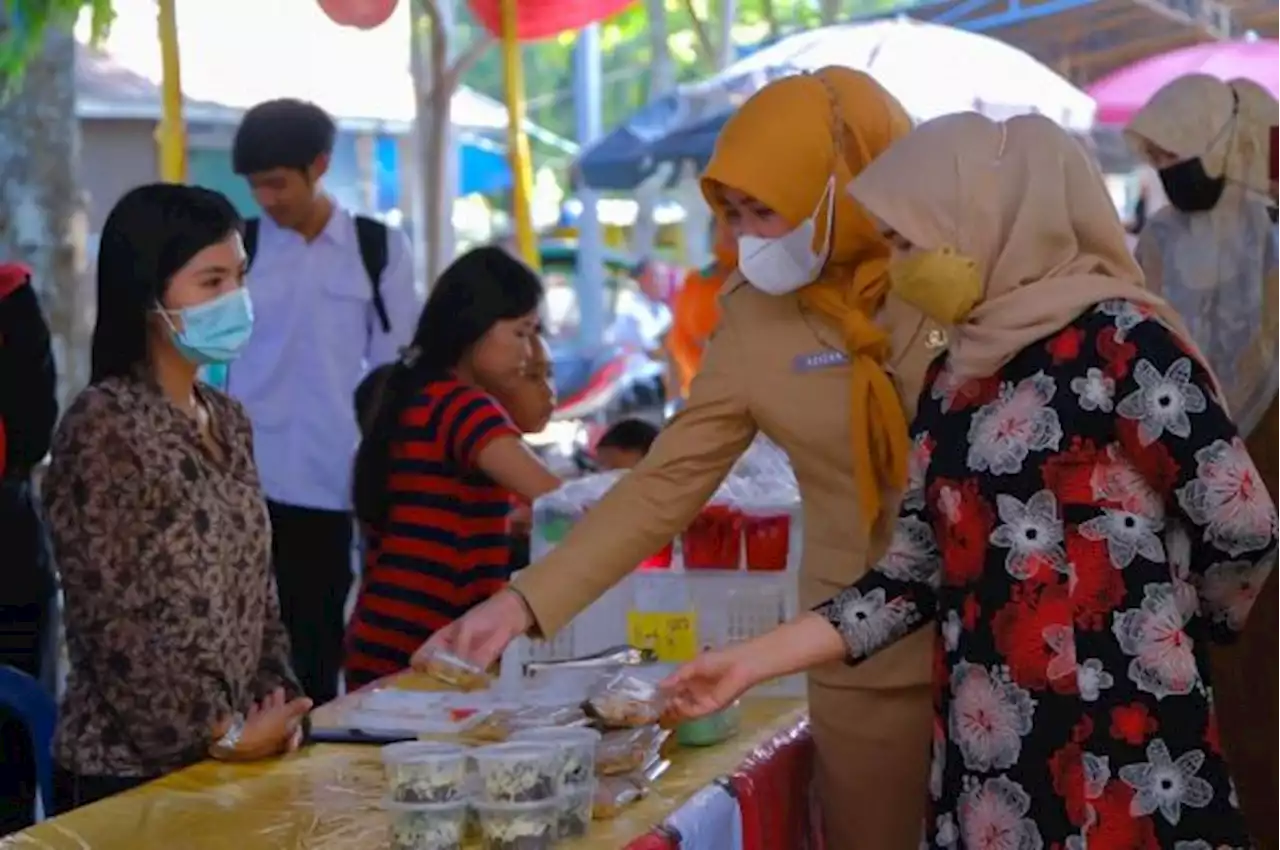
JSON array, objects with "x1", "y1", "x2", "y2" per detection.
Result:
[{"x1": 662, "y1": 113, "x2": 1278, "y2": 849}]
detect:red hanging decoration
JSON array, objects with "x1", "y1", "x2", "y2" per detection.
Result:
[
  {"x1": 318, "y1": 0, "x2": 399, "y2": 30},
  {"x1": 466, "y1": 0, "x2": 638, "y2": 41}
]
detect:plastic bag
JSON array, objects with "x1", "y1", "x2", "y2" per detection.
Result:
[
  {"x1": 532, "y1": 471, "x2": 624, "y2": 547},
  {"x1": 582, "y1": 672, "x2": 666, "y2": 729},
  {"x1": 591, "y1": 758, "x2": 672, "y2": 820},
  {"x1": 418, "y1": 647, "x2": 491, "y2": 692},
  {"x1": 460, "y1": 705, "x2": 588, "y2": 744},
  {"x1": 594, "y1": 725, "x2": 671, "y2": 776}
]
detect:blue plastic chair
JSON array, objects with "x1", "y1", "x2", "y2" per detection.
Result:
[{"x1": 0, "y1": 664, "x2": 56, "y2": 819}]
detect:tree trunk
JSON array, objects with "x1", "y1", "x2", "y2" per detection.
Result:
[
  {"x1": 820, "y1": 0, "x2": 842, "y2": 25},
  {"x1": 632, "y1": 0, "x2": 676, "y2": 262},
  {"x1": 0, "y1": 24, "x2": 88, "y2": 410}
]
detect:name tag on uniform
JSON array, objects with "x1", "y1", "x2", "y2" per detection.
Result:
[{"x1": 792, "y1": 350, "x2": 850, "y2": 372}]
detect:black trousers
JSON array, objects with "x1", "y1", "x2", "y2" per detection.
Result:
[
  {"x1": 267, "y1": 500, "x2": 353, "y2": 706},
  {"x1": 52, "y1": 768, "x2": 150, "y2": 815}
]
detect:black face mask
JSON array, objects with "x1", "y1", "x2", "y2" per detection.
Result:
[
  {"x1": 1268, "y1": 206, "x2": 1278, "y2": 225},
  {"x1": 1158, "y1": 157, "x2": 1226, "y2": 213}
]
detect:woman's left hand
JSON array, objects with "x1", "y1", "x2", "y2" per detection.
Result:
[{"x1": 659, "y1": 645, "x2": 759, "y2": 721}]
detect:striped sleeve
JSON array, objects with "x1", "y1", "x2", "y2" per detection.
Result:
[{"x1": 440, "y1": 384, "x2": 518, "y2": 470}]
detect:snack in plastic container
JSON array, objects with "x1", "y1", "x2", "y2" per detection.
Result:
[
  {"x1": 462, "y1": 705, "x2": 588, "y2": 744},
  {"x1": 583, "y1": 671, "x2": 666, "y2": 728},
  {"x1": 595, "y1": 725, "x2": 671, "y2": 775},
  {"x1": 472, "y1": 797, "x2": 559, "y2": 850},
  {"x1": 472, "y1": 742, "x2": 562, "y2": 802},
  {"x1": 682, "y1": 506, "x2": 743, "y2": 570},
  {"x1": 381, "y1": 741, "x2": 471, "y2": 803},
  {"x1": 557, "y1": 782, "x2": 595, "y2": 838},
  {"x1": 512, "y1": 725, "x2": 600, "y2": 788},
  {"x1": 744, "y1": 515, "x2": 791, "y2": 571},
  {"x1": 383, "y1": 797, "x2": 468, "y2": 850},
  {"x1": 418, "y1": 647, "x2": 491, "y2": 691}
]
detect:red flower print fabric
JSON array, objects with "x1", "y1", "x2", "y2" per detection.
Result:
[{"x1": 815, "y1": 302, "x2": 1277, "y2": 849}]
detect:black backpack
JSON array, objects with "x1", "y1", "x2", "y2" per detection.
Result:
[{"x1": 243, "y1": 215, "x2": 392, "y2": 334}]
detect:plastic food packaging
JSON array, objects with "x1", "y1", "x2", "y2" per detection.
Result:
[
  {"x1": 595, "y1": 725, "x2": 672, "y2": 776},
  {"x1": 471, "y1": 742, "x2": 562, "y2": 802},
  {"x1": 591, "y1": 758, "x2": 671, "y2": 820},
  {"x1": 675, "y1": 700, "x2": 742, "y2": 747},
  {"x1": 638, "y1": 540, "x2": 675, "y2": 569},
  {"x1": 583, "y1": 672, "x2": 667, "y2": 729},
  {"x1": 381, "y1": 741, "x2": 471, "y2": 803},
  {"x1": 682, "y1": 506, "x2": 743, "y2": 570},
  {"x1": 383, "y1": 796, "x2": 468, "y2": 850},
  {"x1": 472, "y1": 797, "x2": 560, "y2": 850},
  {"x1": 461, "y1": 705, "x2": 589, "y2": 744},
  {"x1": 511, "y1": 725, "x2": 600, "y2": 789},
  {"x1": 557, "y1": 782, "x2": 596, "y2": 838},
  {"x1": 744, "y1": 515, "x2": 791, "y2": 571},
  {"x1": 419, "y1": 647, "x2": 492, "y2": 692}
]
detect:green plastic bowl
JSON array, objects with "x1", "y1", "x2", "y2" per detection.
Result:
[{"x1": 676, "y1": 701, "x2": 742, "y2": 747}]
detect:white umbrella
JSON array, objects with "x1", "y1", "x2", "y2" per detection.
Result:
[{"x1": 685, "y1": 17, "x2": 1096, "y2": 132}]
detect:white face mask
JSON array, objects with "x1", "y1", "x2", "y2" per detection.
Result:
[{"x1": 737, "y1": 177, "x2": 835, "y2": 296}]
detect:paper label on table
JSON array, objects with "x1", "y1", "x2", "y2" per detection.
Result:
[{"x1": 627, "y1": 611, "x2": 698, "y2": 662}]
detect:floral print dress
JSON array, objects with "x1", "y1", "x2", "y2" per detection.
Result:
[{"x1": 815, "y1": 302, "x2": 1278, "y2": 850}]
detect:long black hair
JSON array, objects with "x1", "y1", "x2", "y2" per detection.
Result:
[
  {"x1": 91, "y1": 183, "x2": 242, "y2": 384},
  {"x1": 352, "y1": 246, "x2": 544, "y2": 528}
]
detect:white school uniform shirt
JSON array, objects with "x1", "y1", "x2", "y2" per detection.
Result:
[{"x1": 227, "y1": 206, "x2": 419, "y2": 511}]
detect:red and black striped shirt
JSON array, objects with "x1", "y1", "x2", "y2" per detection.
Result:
[{"x1": 344, "y1": 377, "x2": 518, "y2": 687}]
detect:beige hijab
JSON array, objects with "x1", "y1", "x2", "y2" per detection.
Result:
[
  {"x1": 1125, "y1": 74, "x2": 1278, "y2": 434},
  {"x1": 847, "y1": 112, "x2": 1208, "y2": 381}
]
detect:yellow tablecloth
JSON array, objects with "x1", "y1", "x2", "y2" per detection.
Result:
[{"x1": 3, "y1": 678, "x2": 805, "y2": 850}]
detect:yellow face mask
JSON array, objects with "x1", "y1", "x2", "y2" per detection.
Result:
[{"x1": 888, "y1": 246, "x2": 984, "y2": 326}]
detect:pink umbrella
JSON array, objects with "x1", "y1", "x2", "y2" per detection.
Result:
[{"x1": 1088, "y1": 39, "x2": 1279, "y2": 125}]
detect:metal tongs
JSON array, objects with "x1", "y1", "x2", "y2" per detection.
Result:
[{"x1": 523, "y1": 644, "x2": 658, "y2": 677}]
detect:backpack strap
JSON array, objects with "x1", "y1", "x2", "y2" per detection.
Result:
[
  {"x1": 243, "y1": 217, "x2": 260, "y2": 268},
  {"x1": 354, "y1": 215, "x2": 391, "y2": 334}
]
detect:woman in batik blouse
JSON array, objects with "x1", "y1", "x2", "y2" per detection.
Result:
[{"x1": 663, "y1": 114, "x2": 1277, "y2": 849}]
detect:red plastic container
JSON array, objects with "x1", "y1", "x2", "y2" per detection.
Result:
[
  {"x1": 744, "y1": 515, "x2": 791, "y2": 571},
  {"x1": 682, "y1": 507, "x2": 743, "y2": 570},
  {"x1": 638, "y1": 541, "x2": 675, "y2": 569}
]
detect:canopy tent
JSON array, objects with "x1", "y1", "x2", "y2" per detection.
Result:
[
  {"x1": 1087, "y1": 38, "x2": 1279, "y2": 124},
  {"x1": 576, "y1": 18, "x2": 1096, "y2": 190}
]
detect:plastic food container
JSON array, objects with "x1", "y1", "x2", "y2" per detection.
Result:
[
  {"x1": 383, "y1": 797, "x2": 468, "y2": 850},
  {"x1": 676, "y1": 700, "x2": 742, "y2": 747},
  {"x1": 557, "y1": 783, "x2": 596, "y2": 839},
  {"x1": 462, "y1": 705, "x2": 589, "y2": 744},
  {"x1": 472, "y1": 797, "x2": 559, "y2": 850},
  {"x1": 512, "y1": 726, "x2": 601, "y2": 789},
  {"x1": 472, "y1": 742, "x2": 562, "y2": 802},
  {"x1": 418, "y1": 647, "x2": 492, "y2": 692},
  {"x1": 381, "y1": 741, "x2": 471, "y2": 803},
  {"x1": 537, "y1": 509, "x2": 578, "y2": 545},
  {"x1": 744, "y1": 515, "x2": 791, "y2": 571},
  {"x1": 638, "y1": 540, "x2": 675, "y2": 569},
  {"x1": 682, "y1": 506, "x2": 743, "y2": 570}
]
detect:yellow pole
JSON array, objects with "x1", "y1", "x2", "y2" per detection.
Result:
[
  {"x1": 500, "y1": 0, "x2": 539, "y2": 270},
  {"x1": 156, "y1": 0, "x2": 187, "y2": 182}
]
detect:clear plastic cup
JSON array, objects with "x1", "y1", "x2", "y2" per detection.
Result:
[
  {"x1": 511, "y1": 726, "x2": 601, "y2": 789},
  {"x1": 556, "y1": 783, "x2": 596, "y2": 839},
  {"x1": 471, "y1": 742, "x2": 562, "y2": 802},
  {"x1": 472, "y1": 797, "x2": 560, "y2": 850},
  {"x1": 381, "y1": 741, "x2": 471, "y2": 803},
  {"x1": 382, "y1": 796, "x2": 468, "y2": 850}
]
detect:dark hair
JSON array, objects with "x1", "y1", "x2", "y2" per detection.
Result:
[
  {"x1": 597, "y1": 418, "x2": 659, "y2": 455},
  {"x1": 352, "y1": 247, "x2": 544, "y2": 528},
  {"x1": 91, "y1": 183, "x2": 241, "y2": 384},
  {"x1": 232, "y1": 99, "x2": 336, "y2": 175}
]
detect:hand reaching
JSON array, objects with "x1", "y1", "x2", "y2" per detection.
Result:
[
  {"x1": 659, "y1": 646, "x2": 759, "y2": 721},
  {"x1": 412, "y1": 588, "x2": 533, "y2": 672}
]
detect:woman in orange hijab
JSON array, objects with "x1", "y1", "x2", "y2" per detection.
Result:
[
  {"x1": 667, "y1": 219, "x2": 737, "y2": 397},
  {"x1": 422, "y1": 68, "x2": 943, "y2": 849}
]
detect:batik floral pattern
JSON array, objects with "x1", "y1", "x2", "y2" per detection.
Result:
[{"x1": 815, "y1": 304, "x2": 1276, "y2": 848}]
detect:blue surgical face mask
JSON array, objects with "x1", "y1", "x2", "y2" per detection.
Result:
[{"x1": 159, "y1": 288, "x2": 255, "y2": 366}]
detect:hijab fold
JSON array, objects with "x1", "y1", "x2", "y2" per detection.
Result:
[
  {"x1": 699, "y1": 67, "x2": 914, "y2": 531},
  {"x1": 849, "y1": 112, "x2": 1214, "y2": 390}
]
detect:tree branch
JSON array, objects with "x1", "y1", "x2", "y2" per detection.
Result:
[{"x1": 680, "y1": 0, "x2": 715, "y2": 66}]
